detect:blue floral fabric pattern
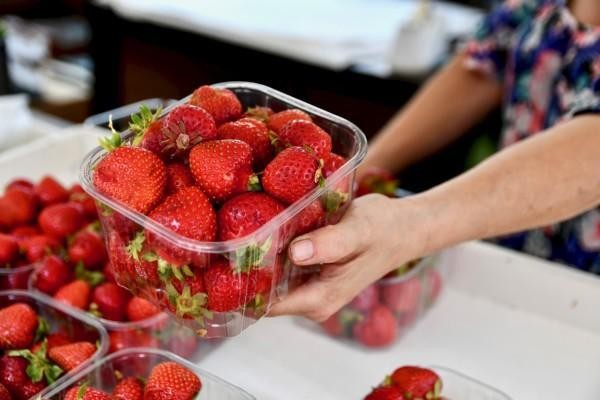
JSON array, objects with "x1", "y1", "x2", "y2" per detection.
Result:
[{"x1": 464, "y1": 0, "x2": 600, "y2": 272}]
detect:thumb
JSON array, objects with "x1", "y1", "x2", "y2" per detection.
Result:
[{"x1": 288, "y1": 221, "x2": 363, "y2": 266}]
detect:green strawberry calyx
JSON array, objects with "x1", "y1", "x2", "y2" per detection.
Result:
[
  {"x1": 142, "y1": 251, "x2": 193, "y2": 282},
  {"x1": 247, "y1": 174, "x2": 262, "y2": 192},
  {"x1": 130, "y1": 105, "x2": 162, "y2": 146},
  {"x1": 165, "y1": 283, "x2": 212, "y2": 326},
  {"x1": 99, "y1": 115, "x2": 123, "y2": 152},
  {"x1": 233, "y1": 237, "x2": 272, "y2": 272},
  {"x1": 34, "y1": 317, "x2": 49, "y2": 343},
  {"x1": 77, "y1": 382, "x2": 89, "y2": 399},
  {"x1": 126, "y1": 231, "x2": 146, "y2": 261},
  {"x1": 75, "y1": 262, "x2": 105, "y2": 287},
  {"x1": 8, "y1": 340, "x2": 64, "y2": 384},
  {"x1": 321, "y1": 190, "x2": 349, "y2": 214}
]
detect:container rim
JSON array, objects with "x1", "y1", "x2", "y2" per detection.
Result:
[
  {"x1": 79, "y1": 81, "x2": 368, "y2": 253},
  {"x1": 377, "y1": 256, "x2": 437, "y2": 286},
  {"x1": 429, "y1": 365, "x2": 513, "y2": 399},
  {"x1": 0, "y1": 261, "x2": 37, "y2": 275},
  {"x1": 41, "y1": 347, "x2": 256, "y2": 399}
]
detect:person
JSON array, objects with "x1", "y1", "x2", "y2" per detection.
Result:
[{"x1": 269, "y1": 0, "x2": 600, "y2": 321}]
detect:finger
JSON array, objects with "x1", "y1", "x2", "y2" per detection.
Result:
[
  {"x1": 268, "y1": 279, "x2": 344, "y2": 321},
  {"x1": 288, "y1": 220, "x2": 364, "y2": 266}
]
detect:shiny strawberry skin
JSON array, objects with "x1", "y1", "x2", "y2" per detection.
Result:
[
  {"x1": 91, "y1": 282, "x2": 131, "y2": 322},
  {"x1": 217, "y1": 117, "x2": 274, "y2": 168},
  {"x1": 189, "y1": 85, "x2": 242, "y2": 125},
  {"x1": 126, "y1": 296, "x2": 160, "y2": 322},
  {"x1": 166, "y1": 163, "x2": 195, "y2": 194},
  {"x1": 204, "y1": 259, "x2": 258, "y2": 312},
  {"x1": 113, "y1": 377, "x2": 144, "y2": 400},
  {"x1": 144, "y1": 361, "x2": 202, "y2": 400},
  {"x1": 0, "y1": 234, "x2": 18, "y2": 266},
  {"x1": 35, "y1": 176, "x2": 69, "y2": 207},
  {"x1": 0, "y1": 303, "x2": 38, "y2": 349},
  {"x1": 158, "y1": 104, "x2": 217, "y2": 159},
  {"x1": 218, "y1": 193, "x2": 285, "y2": 241},
  {"x1": 65, "y1": 385, "x2": 111, "y2": 400},
  {"x1": 48, "y1": 341, "x2": 96, "y2": 371},
  {"x1": 267, "y1": 109, "x2": 312, "y2": 134},
  {"x1": 0, "y1": 189, "x2": 38, "y2": 230},
  {"x1": 68, "y1": 230, "x2": 108, "y2": 270},
  {"x1": 278, "y1": 119, "x2": 332, "y2": 159},
  {"x1": 54, "y1": 280, "x2": 91, "y2": 310},
  {"x1": 390, "y1": 366, "x2": 442, "y2": 399},
  {"x1": 323, "y1": 153, "x2": 347, "y2": 177},
  {"x1": 364, "y1": 386, "x2": 405, "y2": 400},
  {"x1": 34, "y1": 255, "x2": 72, "y2": 295},
  {"x1": 352, "y1": 304, "x2": 398, "y2": 348},
  {"x1": 19, "y1": 235, "x2": 61, "y2": 263},
  {"x1": 38, "y1": 203, "x2": 84, "y2": 240},
  {"x1": 0, "y1": 382, "x2": 11, "y2": 400},
  {"x1": 294, "y1": 200, "x2": 326, "y2": 236}
]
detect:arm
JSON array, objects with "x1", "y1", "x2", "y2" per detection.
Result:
[
  {"x1": 359, "y1": 54, "x2": 503, "y2": 176},
  {"x1": 270, "y1": 115, "x2": 600, "y2": 321}
]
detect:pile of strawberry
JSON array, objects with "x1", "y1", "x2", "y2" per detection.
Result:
[
  {"x1": 92, "y1": 85, "x2": 350, "y2": 327},
  {"x1": 64, "y1": 361, "x2": 201, "y2": 400},
  {"x1": 365, "y1": 366, "x2": 443, "y2": 400},
  {"x1": 318, "y1": 169, "x2": 442, "y2": 348},
  {"x1": 0, "y1": 302, "x2": 98, "y2": 399},
  {"x1": 0, "y1": 176, "x2": 98, "y2": 289}
]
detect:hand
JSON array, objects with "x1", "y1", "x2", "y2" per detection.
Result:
[{"x1": 269, "y1": 194, "x2": 429, "y2": 321}]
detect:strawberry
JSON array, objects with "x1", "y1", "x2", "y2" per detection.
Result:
[
  {"x1": 364, "y1": 386, "x2": 405, "y2": 400},
  {"x1": 0, "y1": 234, "x2": 18, "y2": 267},
  {"x1": 189, "y1": 85, "x2": 242, "y2": 125},
  {"x1": 189, "y1": 139, "x2": 259, "y2": 202},
  {"x1": 218, "y1": 193, "x2": 284, "y2": 241},
  {"x1": 0, "y1": 303, "x2": 40, "y2": 349},
  {"x1": 0, "y1": 355, "x2": 46, "y2": 400},
  {"x1": 34, "y1": 255, "x2": 72, "y2": 295},
  {"x1": 48, "y1": 341, "x2": 95, "y2": 371},
  {"x1": 277, "y1": 119, "x2": 332, "y2": 159},
  {"x1": 35, "y1": 176, "x2": 69, "y2": 207},
  {"x1": 381, "y1": 277, "x2": 422, "y2": 325},
  {"x1": 69, "y1": 188, "x2": 98, "y2": 220},
  {"x1": 294, "y1": 200, "x2": 326, "y2": 236},
  {"x1": 263, "y1": 146, "x2": 322, "y2": 204},
  {"x1": 126, "y1": 296, "x2": 160, "y2": 321},
  {"x1": 65, "y1": 384, "x2": 111, "y2": 400},
  {"x1": 426, "y1": 269, "x2": 443, "y2": 305},
  {"x1": 147, "y1": 187, "x2": 216, "y2": 265},
  {"x1": 352, "y1": 304, "x2": 398, "y2": 348},
  {"x1": 38, "y1": 202, "x2": 84, "y2": 240},
  {"x1": 320, "y1": 313, "x2": 344, "y2": 337},
  {"x1": 204, "y1": 258, "x2": 258, "y2": 312},
  {"x1": 244, "y1": 106, "x2": 273, "y2": 122},
  {"x1": 108, "y1": 329, "x2": 158, "y2": 354},
  {"x1": 6, "y1": 179, "x2": 34, "y2": 194},
  {"x1": 30, "y1": 333, "x2": 71, "y2": 353},
  {"x1": 107, "y1": 232, "x2": 137, "y2": 284},
  {"x1": 357, "y1": 167, "x2": 398, "y2": 197},
  {"x1": 217, "y1": 117, "x2": 274, "y2": 168},
  {"x1": 90, "y1": 282, "x2": 131, "y2": 321},
  {"x1": 267, "y1": 109, "x2": 312, "y2": 134},
  {"x1": 0, "y1": 189, "x2": 38, "y2": 229},
  {"x1": 93, "y1": 143, "x2": 167, "y2": 215},
  {"x1": 19, "y1": 235, "x2": 61, "y2": 263},
  {"x1": 166, "y1": 163, "x2": 195, "y2": 194},
  {"x1": 0, "y1": 382, "x2": 10, "y2": 400},
  {"x1": 164, "y1": 273, "x2": 208, "y2": 321},
  {"x1": 113, "y1": 377, "x2": 144, "y2": 400},
  {"x1": 0, "y1": 267, "x2": 31, "y2": 290},
  {"x1": 68, "y1": 230, "x2": 107, "y2": 270},
  {"x1": 144, "y1": 361, "x2": 202, "y2": 400},
  {"x1": 323, "y1": 153, "x2": 347, "y2": 177},
  {"x1": 349, "y1": 285, "x2": 379, "y2": 312},
  {"x1": 391, "y1": 366, "x2": 442, "y2": 399},
  {"x1": 11, "y1": 225, "x2": 39, "y2": 239},
  {"x1": 54, "y1": 280, "x2": 91, "y2": 310},
  {"x1": 103, "y1": 262, "x2": 116, "y2": 283},
  {"x1": 166, "y1": 329, "x2": 199, "y2": 359}
]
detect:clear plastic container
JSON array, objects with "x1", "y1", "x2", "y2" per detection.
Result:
[
  {"x1": 313, "y1": 257, "x2": 443, "y2": 348},
  {"x1": 0, "y1": 290, "x2": 108, "y2": 399},
  {"x1": 432, "y1": 366, "x2": 512, "y2": 400},
  {"x1": 80, "y1": 82, "x2": 368, "y2": 338},
  {"x1": 0, "y1": 263, "x2": 36, "y2": 291},
  {"x1": 28, "y1": 270, "x2": 212, "y2": 358},
  {"x1": 41, "y1": 347, "x2": 256, "y2": 399}
]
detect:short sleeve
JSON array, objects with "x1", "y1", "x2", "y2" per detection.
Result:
[
  {"x1": 463, "y1": 0, "x2": 541, "y2": 81},
  {"x1": 569, "y1": 67, "x2": 600, "y2": 117}
]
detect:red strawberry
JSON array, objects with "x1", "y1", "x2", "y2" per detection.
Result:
[
  {"x1": 126, "y1": 296, "x2": 160, "y2": 321},
  {"x1": 103, "y1": 262, "x2": 116, "y2": 283},
  {"x1": 48, "y1": 341, "x2": 95, "y2": 371},
  {"x1": 68, "y1": 230, "x2": 107, "y2": 270},
  {"x1": 267, "y1": 109, "x2": 312, "y2": 134},
  {"x1": 263, "y1": 146, "x2": 321, "y2": 204},
  {"x1": 38, "y1": 202, "x2": 84, "y2": 239},
  {"x1": 352, "y1": 304, "x2": 398, "y2": 348},
  {"x1": 0, "y1": 189, "x2": 38, "y2": 229},
  {"x1": 0, "y1": 355, "x2": 46, "y2": 400},
  {"x1": 93, "y1": 144, "x2": 167, "y2": 215},
  {"x1": 427, "y1": 269, "x2": 443, "y2": 305},
  {"x1": 218, "y1": 193, "x2": 284, "y2": 241},
  {"x1": 35, "y1": 176, "x2": 69, "y2": 207},
  {"x1": 0, "y1": 303, "x2": 39, "y2": 349},
  {"x1": 11, "y1": 225, "x2": 39, "y2": 239},
  {"x1": 320, "y1": 313, "x2": 344, "y2": 337},
  {"x1": 323, "y1": 153, "x2": 347, "y2": 177},
  {"x1": 54, "y1": 280, "x2": 91, "y2": 310},
  {"x1": 189, "y1": 139, "x2": 259, "y2": 202},
  {"x1": 189, "y1": 85, "x2": 242, "y2": 125},
  {"x1": 277, "y1": 119, "x2": 332, "y2": 159},
  {"x1": 217, "y1": 117, "x2": 274, "y2": 168},
  {"x1": 349, "y1": 284, "x2": 379, "y2": 312},
  {"x1": 6, "y1": 179, "x2": 34, "y2": 194},
  {"x1": 113, "y1": 377, "x2": 144, "y2": 400},
  {"x1": 147, "y1": 187, "x2": 216, "y2": 265},
  {"x1": 69, "y1": 189, "x2": 98, "y2": 220},
  {"x1": 0, "y1": 267, "x2": 31, "y2": 290},
  {"x1": 204, "y1": 259, "x2": 258, "y2": 312},
  {"x1": 391, "y1": 366, "x2": 442, "y2": 399},
  {"x1": 357, "y1": 167, "x2": 398, "y2": 197},
  {"x1": 19, "y1": 235, "x2": 61, "y2": 263},
  {"x1": 91, "y1": 282, "x2": 131, "y2": 321},
  {"x1": 381, "y1": 277, "x2": 422, "y2": 325},
  {"x1": 144, "y1": 361, "x2": 202, "y2": 400},
  {"x1": 108, "y1": 329, "x2": 158, "y2": 354},
  {"x1": 65, "y1": 384, "x2": 111, "y2": 400},
  {"x1": 364, "y1": 386, "x2": 405, "y2": 400},
  {"x1": 107, "y1": 232, "x2": 138, "y2": 284},
  {"x1": 294, "y1": 200, "x2": 326, "y2": 236},
  {"x1": 30, "y1": 332, "x2": 71, "y2": 353},
  {"x1": 244, "y1": 106, "x2": 273, "y2": 122},
  {"x1": 0, "y1": 382, "x2": 11, "y2": 400},
  {"x1": 164, "y1": 273, "x2": 207, "y2": 321},
  {"x1": 0, "y1": 234, "x2": 18, "y2": 267},
  {"x1": 166, "y1": 163, "x2": 195, "y2": 194},
  {"x1": 34, "y1": 255, "x2": 72, "y2": 295}
]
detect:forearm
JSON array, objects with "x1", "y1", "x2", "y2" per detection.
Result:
[
  {"x1": 360, "y1": 54, "x2": 502, "y2": 176},
  {"x1": 412, "y1": 115, "x2": 600, "y2": 255}
]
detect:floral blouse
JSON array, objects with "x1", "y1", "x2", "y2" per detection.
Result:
[{"x1": 464, "y1": 0, "x2": 600, "y2": 272}]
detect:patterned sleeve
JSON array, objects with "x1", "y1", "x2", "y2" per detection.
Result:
[
  {"x1": 463, "y1": 0, "x2": 541, "y2": 81},
  {"x1": 568, "y1": 59, "x2": 600, "y2": 117}
]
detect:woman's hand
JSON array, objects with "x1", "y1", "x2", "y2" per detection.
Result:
[{"x1": 269, "y1": 194, "x2": 430, "y2": 321}]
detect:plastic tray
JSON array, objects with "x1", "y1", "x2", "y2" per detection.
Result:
[
  {"x1": 80, "y1": 81, "x2": 368, "y2": 337},
  {"x1": 0, "y1": 290, "x2": 108, "y2": 399},
  {"x1": 432, "y1": 366, "x2": 511, "y2": 400},
  {"x1": 40, "y1": 347, "x2": 255, "y2": 399}
]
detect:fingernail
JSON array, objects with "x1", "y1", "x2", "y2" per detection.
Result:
[{"x1": 291, "y1": 239, "x2": 314, "y2": 262}]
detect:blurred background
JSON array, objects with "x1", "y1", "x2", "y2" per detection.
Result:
[{"x1": 0, "y1": 0, "x2": 499, "y2": 191}]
